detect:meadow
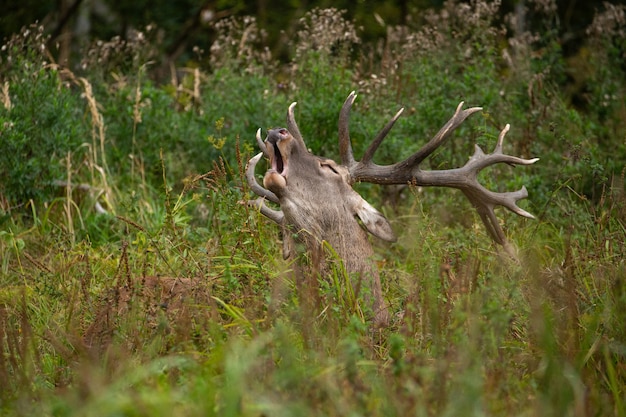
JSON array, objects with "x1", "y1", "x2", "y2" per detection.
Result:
[{"x1": 1, "y1": 2, "x2": 625, "y2": 416}]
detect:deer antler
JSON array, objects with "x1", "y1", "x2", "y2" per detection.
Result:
[
  {"x1": 338, "y1": 91, "x2": 539, "y2": 252},
  {"x1": 246, "y1": 152, "x2": 283, "y2": 223},
  {"x1": 287, "y1": 102, "x2": 307, "y2": 151}
]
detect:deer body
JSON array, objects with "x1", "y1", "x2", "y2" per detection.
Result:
[
  {"x1": 247, "y1": 92, "x2": 538, "y2": 327},
  {"x1": 257, "y1": 127, "x2": 395, "y2": 325}
]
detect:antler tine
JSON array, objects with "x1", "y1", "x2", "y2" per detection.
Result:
[
  {"x1": 246, "y1": 152, "x2": 279, "y2": 204},
  {"x1": 256, "y1": 128, "x2": 269, "y2": 157},
  {"x1": 361, "y1": 107, "x2": 405, "y2": 165},
  {"x1": 339, "y1": 91, "x2": 405, "y2": 169},
  {"x1": 469, "y1": 124, "x2": 540, "y2": 170},
  {"x1": 466, "y1": 186, "x2": 530, "y2": 257},
  {"x1": 401, "y1": 102, "x2": 483, "y2": 169},
  {"x1": 462, "y1": 184, "x2": 533, "y2": 235},
  {"x1": 338, "y1": 91, "x2": 357, "y2": 167},
  {"x1": 495, "y1": 123, "x2": 509, "y2": 153},
  {"x1": 245, "y1": 152, "x2": 284, "y2": 225},
  {"x1": 287, "y1": 102, "x2": 307, "y2": 150},
  {"x1": 248, "y1": 197, "x2": 285, "y2": 224}
]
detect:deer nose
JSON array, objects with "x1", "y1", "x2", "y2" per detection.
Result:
[{"x1": 267, "y1": 128, "x2": 289, "y2": 144}]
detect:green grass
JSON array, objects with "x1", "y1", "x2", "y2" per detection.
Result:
[
  {"x1": 1, "y1": 3, "x2": 626, "y2": 416},
  {"x1": 1, "y1": 159, "x2": 623, "y2": 416}
]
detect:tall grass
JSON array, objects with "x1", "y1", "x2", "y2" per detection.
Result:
[{"x1": 1, "y1": 1, "x2": 625, "y2": 416}]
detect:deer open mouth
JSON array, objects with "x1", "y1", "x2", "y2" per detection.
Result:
[
  {"x1": 271, "y1": 141, "x2": 285, "y2": 174},
  {"x1": 266, "y1": 128, "x2": 290, "y2": 177}
]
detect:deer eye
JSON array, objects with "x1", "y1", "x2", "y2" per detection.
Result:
[{"x1": 321, "y1": 162, "x2": 339, "y2": 175}]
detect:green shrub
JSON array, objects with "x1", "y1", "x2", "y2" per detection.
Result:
[{"x1": 0, "y1": 26, "x2": 90, "y2": 208}]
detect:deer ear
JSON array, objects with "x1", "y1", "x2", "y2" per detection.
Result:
[{"x1": 353, "y1": 197, "x2": 397, "y2": 242}]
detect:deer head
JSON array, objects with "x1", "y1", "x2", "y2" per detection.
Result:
[
  {"x1": 246, "y1": 92, "x2": 539, "y2": 326},
  {"x1": 260, "y1": 126, "x2": 396, "y2": 242}
]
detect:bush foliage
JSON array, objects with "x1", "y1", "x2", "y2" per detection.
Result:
[{"x1": 0, "y1": 1, "x2": 625, "y2": 416}]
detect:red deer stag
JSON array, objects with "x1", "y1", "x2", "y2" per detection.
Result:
[{"x1": 246, "y1": 92, "x2": 538, "y2": 326}]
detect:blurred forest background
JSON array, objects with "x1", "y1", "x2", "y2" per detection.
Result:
[{"x1": 2, "y1": 0, "x2": 623, "y2": 75}]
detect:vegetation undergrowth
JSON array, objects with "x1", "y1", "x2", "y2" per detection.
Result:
[{"x1": 1, "y1": 1, "x2": 625, "y2": 416}]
